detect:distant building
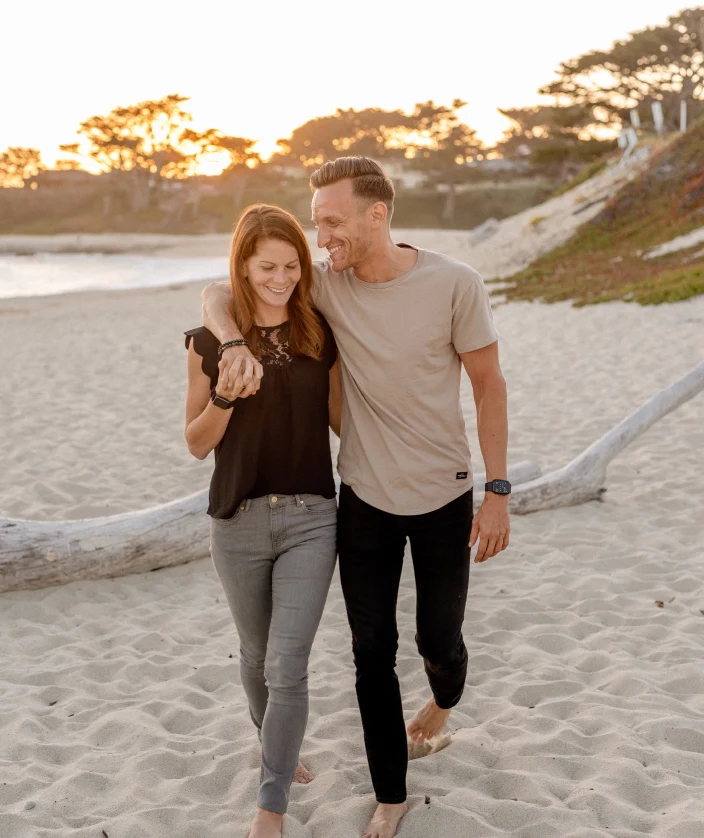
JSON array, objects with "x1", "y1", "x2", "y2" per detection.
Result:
[
  {"x1": 471, "y1": 157, "x2": 531, "y2": 173},
  {"x1": 374, "y1": 159, "x2": 426, "y2": 189}
]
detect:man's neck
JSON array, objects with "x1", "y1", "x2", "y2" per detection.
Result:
[{"x1": 353, "y1": 238, "x2": 418, "y2": 284}]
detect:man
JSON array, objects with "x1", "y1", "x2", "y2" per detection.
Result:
[{"x1": 201, "y1": 157, "x2": 510, "y2": 838}]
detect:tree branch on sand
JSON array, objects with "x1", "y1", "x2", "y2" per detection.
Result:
[{"x1": 490, "y1": 360, "x2": 704, "y2": 513}]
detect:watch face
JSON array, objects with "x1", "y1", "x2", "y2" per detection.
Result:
[{"x1": 493, "y1": 480, "x2": 511, "y2": 494}]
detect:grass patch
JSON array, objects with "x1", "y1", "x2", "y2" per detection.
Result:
[
  {"x1": 500, "y1": 119, "x2": 704, "y2": 306},
  {"x1": 528, "y1": 215, "x2": 548, "y2": 228},
  {"x1": 551, "y1": 158, "x2": 609, "y2": 198}
]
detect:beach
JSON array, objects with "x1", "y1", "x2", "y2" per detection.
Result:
[{"x1": 1, "y1": 234, "x2": 704, "y2": 837}]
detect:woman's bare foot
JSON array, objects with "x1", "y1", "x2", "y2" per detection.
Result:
[
  {"x1": 248, "y1": 808, "x2": 283, "y2": 838},
  {"x1": 362, "y1": 802, "x2": 409, "y2": 838},
  {"x1": 406, "y1": 696, "x2": 451, "y2": 742},
  {"x1": 293, "y1": 760, "x2": 314, "y2": 784},
  {"x1": 257, "y1": 745, "x2": 313, "y2": 785}
]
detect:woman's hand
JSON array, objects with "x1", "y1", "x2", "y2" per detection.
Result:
[{"x1": 215, "y1": 356, "x2": 247, "y2": 402}]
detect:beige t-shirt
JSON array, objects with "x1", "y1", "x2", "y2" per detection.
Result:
[{"x1": 313, "y1": 245, "x2": 498, "y2": 515}]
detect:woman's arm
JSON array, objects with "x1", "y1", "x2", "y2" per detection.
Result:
[
  {"x1": 184, "y1": 345, "x2": 245, "y2": 460},
  {"x1": 328, "y1": 359, "x2": 342, "y2": 438}
]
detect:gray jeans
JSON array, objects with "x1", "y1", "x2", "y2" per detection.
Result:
[{"x1": 210, "y1": 493, "x2": 337, "y2": 814}]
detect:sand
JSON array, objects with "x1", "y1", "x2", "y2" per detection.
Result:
[
  {"x1": 1, "y1": 232, "x2": 704, "y2": 836},
  {"x1": 644, "y1": 225, "x2": 704, "y2": 260}
]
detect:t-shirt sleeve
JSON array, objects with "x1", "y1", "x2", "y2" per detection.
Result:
[
  {"x1": 451, "y1": 269, "x2": 499, "y2": 354},
  {"x1": 317, "y1": 313, "x2": 337, "y2": 369},
  {"x1": 184, "y1": 327, "x2": 220, "y2": 388}
]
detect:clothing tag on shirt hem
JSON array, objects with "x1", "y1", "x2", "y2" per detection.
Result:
[{"x1": 456, "y1": 471, "x2": 468, "y2": 479}]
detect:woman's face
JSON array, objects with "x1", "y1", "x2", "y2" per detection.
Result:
[{"x1": 245, "y1": 237, "x2": 302, "y2": 313}]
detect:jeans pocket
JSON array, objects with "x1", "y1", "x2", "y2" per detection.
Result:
[
  {"x1": 216, "y1": 505, "x2": 246, "y2": 526},
  {"x1": 301, "y1": 496, "x2": 338, "y2": 516}
]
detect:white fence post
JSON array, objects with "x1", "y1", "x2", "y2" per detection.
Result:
[{"x1": 680, "y1": 100, "x2": 688, "y2": 133}]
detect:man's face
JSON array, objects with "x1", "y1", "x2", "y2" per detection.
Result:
[{"x1": 312, "y1": 179, "x2": 373, "y2": 272}]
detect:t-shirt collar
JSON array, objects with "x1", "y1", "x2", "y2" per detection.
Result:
[{"x1": 350, "y1": 244, "x2": 425, "y2": 289}]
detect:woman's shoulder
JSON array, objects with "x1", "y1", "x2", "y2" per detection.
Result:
[
  {"x1": 184, "y1": 326, "x2": 220, "y2": 357},
  {"x1": 184, "y1": 327, "x2": 220, "y2": 384}
]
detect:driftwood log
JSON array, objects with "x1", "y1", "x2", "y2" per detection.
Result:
[
  {"x1": 1, "y1": 361, "x2": 702, "y2": 593},
  {"x1": 0, "y1": 462, "x2": 540, "y2": 594},
  {"x1": 497, "y1": 360, "x2": 704, "y2": 514},
  {"x1": 0, "y1": 491, "x2": 210, "y2": 594}
]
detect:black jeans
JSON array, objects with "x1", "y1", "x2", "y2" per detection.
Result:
[{"x1": 338, "y1": 483, "x2": 473, "y2": 804}]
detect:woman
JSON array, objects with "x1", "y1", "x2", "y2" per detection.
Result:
[{"x1": 184, "y1": 204, "x2": 340, "y2": 838}]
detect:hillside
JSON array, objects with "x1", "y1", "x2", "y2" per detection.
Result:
[{"x1": 498, "y1": 121, "x2": 704, "y2": 305}]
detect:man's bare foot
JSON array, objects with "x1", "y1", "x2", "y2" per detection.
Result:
[
  {"x1": 408, "y1": 731, "x2": 453, "y2": 761},
  {"x1": 248, "y1": 807, "x2": 283, "y2": 838},
  {"x1": 362, "y1": 802, "x2": 409, "y2": 838},
  {"x1": 293, "y1": 760, "x2": 314, "y2": 784},
  {"x1": 406, "y1": 696, "x2": 451, "y2": 742}
]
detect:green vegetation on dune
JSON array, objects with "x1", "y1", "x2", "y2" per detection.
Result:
[
  {"x1": 550, "y1": 158, "x2": 609, "y2": 199},
  {"x1": 499, "y1": 119, "x2": 704, "y2": 306}
]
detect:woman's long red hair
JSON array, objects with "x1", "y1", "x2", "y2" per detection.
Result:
[{"x1": 229, "y1": 204, "x2": 323, "y2": 359}]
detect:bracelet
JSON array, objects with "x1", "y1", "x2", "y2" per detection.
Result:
[{"x1": 218, "y1": 339, "x2": 248, "y2": 356}]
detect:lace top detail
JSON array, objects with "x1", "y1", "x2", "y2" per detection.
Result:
[{"x1": 259, "y1": 322, "x2": 292, "y2": 367}]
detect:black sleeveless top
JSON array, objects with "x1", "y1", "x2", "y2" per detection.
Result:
[{"x1": 185, "y1": 317, "x2": 337, "y2": 519}]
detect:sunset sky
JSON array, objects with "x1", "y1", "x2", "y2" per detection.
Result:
[{"x1": 0, "y1": 1, "x2": 693, "y2": 166}]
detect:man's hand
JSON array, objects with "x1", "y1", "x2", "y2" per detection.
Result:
[
  {"x1": 200, "y1": 281, "x2": 263, "y2": 398},
  {"x1": 470, "y1": 493, "x2": 510, "y2": 563},
  {"x1": 221, "y1": 346, "x2": 263, "y2": 398},
  {"x1": 215, "y1": 356, "x2": 247, "y2": 401}
]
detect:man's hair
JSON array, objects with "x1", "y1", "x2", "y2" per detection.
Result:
[{"x1": 310, "y1": 156, "x2": 395, "y2": 219}]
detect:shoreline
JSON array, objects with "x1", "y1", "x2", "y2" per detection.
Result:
[
  {"x1": 0, "y1": 233, "x2": 234, "y2": 257},
  {"x1": 0, "y1": 272, "x2": 223, "y2": 306}
]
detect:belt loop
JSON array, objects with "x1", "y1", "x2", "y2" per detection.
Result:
[
  {"x1": 294, "y1": 493, "x2": 304, "y2": 509},
  {"x1": 245, "y1": 498, "x2": 251, "y2": 512}
]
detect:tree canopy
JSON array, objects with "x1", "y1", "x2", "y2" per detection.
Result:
[
  {"x1": 274, "y1": 100, "x2": 482, "y2": 176},
  {"x1": 407, "y1": 99, "x2": 482, "y2": 171},
  {"x1": 274, "y1": 107, "x2": 413, "y2": 168},
  {"x1": 72, "y1": 94, "x2": 193, "y2": 177},
  {"x1": 496, "y1": 104, "x2": 615, "y2": 172},
  {"x1": 540, "y1": 7, "x2": 704, "y2": 131},
  {"x1": 0, "y1": 147, "x2": 44, "y2": 187}
]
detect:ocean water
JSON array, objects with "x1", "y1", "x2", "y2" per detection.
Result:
[{"x1": 0, "y1": 253, "x2": 228, "y2": 299}]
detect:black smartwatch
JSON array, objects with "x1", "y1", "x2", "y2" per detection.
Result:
[
  {"x1": 210, "y1": 389, "x2": 236, "y2": 410},
  {"x1": 485, "y1": 479, "x2": 511, "y2": 495}
]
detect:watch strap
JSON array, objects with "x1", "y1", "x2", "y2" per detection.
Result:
[{"x1": 210, "y1": 389, "x2": 236, "y2": 409}]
